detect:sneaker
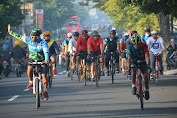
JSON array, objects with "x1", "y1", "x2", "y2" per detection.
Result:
[
  {"x1": 101, "y1": 71, "x2": 105, "y2": 76},
  {"x1": 52, "y1": 69, "x2": 57, "y2": 75},
  {"x1": 128, "y1": 75, "x2": 131, "y2": 80},
  {"x1": 106, "y1": 71, "x2": 109, "y2": 76},
  {"x1": 91, "y1": 76, "x2": 95, "y2": 82},
  {"x1": 122, "y1": 70, "x2": 125, "y2": 75},
  {"x1": 160, "y1": 71, "x2": 163, "y2": 75},
  {"x1": 145, "y1": 91, "x2": 150, "y2": 100},
  {"x1": 27, "y1": 83, "x2": 33, "y2": 89},
  {"x1": 150, "y1": 74, "x2": 154, "y2": 79},
  {"x1": 72, "y1": 64, "x2": 76, "y2": 70},
  {"x1": 66, "y1": 72, "x2": 69, "y2": 77},
  {"x1": 115, "y1": 69, "x2": 119, "y2": 73},
  {"x1": 132, "y1": 87, "x2": 136, "y2": 95},
  {"x1": 43, "y1": 91, "x2": 48, "y2": 101}
]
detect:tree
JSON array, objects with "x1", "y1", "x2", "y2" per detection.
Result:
[{"x1": 0, "y1": 0, "x2": 25, "y2": 40}]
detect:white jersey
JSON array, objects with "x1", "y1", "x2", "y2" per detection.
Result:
[
  {"x1": 147, "y1": 36, "x2": 165, "y2": 55},
  {"x1": 69, "y1": 37, "x2": 77, "y2": 54}
]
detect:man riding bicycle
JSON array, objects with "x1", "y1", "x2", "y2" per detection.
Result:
[
  {"x1": 69, "y1": 32, "x2": 79, "y2": 70},
  {"x1": 43, "y1": 31, "x2": 60, "y2": 75},
  {"x1": 8, "y1": 24, "x2": 49, "y2": 101},
  {"x1": 147, "y1": 29, "x2": 166, "y2": 78},
  {"x1": 76, "y1": 30, "x2": 91, "y2": 79},
  {"x1": 141, "y1": 27, "x2": 151, "y2": 44},
  {"x1": 127, "y1": 33, "x2": 150, "y2": 100},
  {"x1": 64, "y1": 33, "x2": 72, "y2": 77},
  {"x1": 87, "y1": 30, "x2": 104, "y2": 81},
  {"x1": 104, "y1": 30, "x2": 120, "y2": 76}
]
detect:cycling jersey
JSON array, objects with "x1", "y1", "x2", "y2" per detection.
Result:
[
  {"x1": 76, "y1": 36, "x2": 90, "y2": 53},
  {"x1": 127, "y1": 43, "x2": 149, "y2": 62},
  {"x1": 147, "y1": 36, "x2": 165, "y2": 55},
  {"x1": 64, "y1": 39, "x2": 69, "y2": 52},
  {"x1": 47, "y1": 39, "x2": 60, "y2": 56},
  {"x1": 141, "y1": 34, "x2": 151, "y2": 44},
  {"x1": 69, "y1": 37, "x2": 77, "y2": 54},
  {"x1": 9, "y1": 31, "x2": 49, "y2": 61},
  {"x1": 87, "y1": 37, "x2": 103, "y2": 52},
  {"x1": 104, "y1": 37, "x2": 119, "y2": 52},
  {"x1": 120, "y1": 41, "x2": 127, "y2": 50}
]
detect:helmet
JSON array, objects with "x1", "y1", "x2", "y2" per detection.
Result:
[
  {"x1": 82, "y1": 30, "x2": 88, "y2": 35},
  {"x1": 144, "y1": 27, "x2": 150, "y2": 32},
  {"x1": 15, "y1": 40, "x2": 20, "y2": 46},
  {"x1": 131, "y1": 30, "x2": 137, "y2": 36},
  {"x1": 67, "y1": 33, "x2": 73, "y2": 38},
  {"x1": 73, "y1": 32, "x2": 79, "y2": 37},
  {"x1": 122, "y1": 35, "x2": 129, "y2": 41},
  {"x1": 91, "y1": 30, "x2": 98, "y2": 36},
  {"x1": 110, "y1": 30, "x2": 116, "y2": 34},
  {"x1": 127, "y1": 30, "x2": 132, "y2": 34},
  {"x1": 44, "y1": 31, "x2": 51, "y2": 36},
  {"x1": 30, "y1": 28, "x2": 42, "y2": 36},
  {"x1": 2, "y1": 45, "x2": 8, "y2": 51},
  {"x1": 131, "y1": 33, "x2": 141, "y2": 45},
  {"x1": 151, "y1": 29, "x2": 157, "y2": 35}
]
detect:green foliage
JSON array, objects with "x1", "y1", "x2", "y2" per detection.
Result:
[{"x1": 0, "y1": 0, "x2": 25, "y2": 40}]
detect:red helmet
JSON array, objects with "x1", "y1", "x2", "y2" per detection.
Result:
[{"x1": 82, "y1": 30, "x2": 88, "y2": 35}]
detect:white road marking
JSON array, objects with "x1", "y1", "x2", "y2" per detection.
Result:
[
  {"x1": 59, "y1": 70, "x2": 66, "y2": 74},
  {"x1": 63, "y1": 70, "x2": 66, "y2": 73},
  {"x1": 7, "y1": 95, "x2": 19, "y2": 101},
  {"x1": 23, "y1": 88, "x2": 30, "y2": 91}
]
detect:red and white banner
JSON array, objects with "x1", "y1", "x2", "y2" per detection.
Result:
[{"x1": 36, "y1": 9, "x2": 43, "y2": 31}]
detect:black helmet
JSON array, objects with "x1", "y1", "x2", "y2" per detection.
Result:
[
  {"x1": 73, "y1": 31, "x2": 79, "y2": 36},
  {"x1": 30, "y1": 28, "x2": 42, "y2": 36},
  {"x1": 91, "y1": 30, "x2": 98, "y2": 36},
  {"x1": 110, "y1": 30, "x2": 116, "y2": 34},
  {"x1": 144, "y1": 27, "x2": 150, "y2": 32}
]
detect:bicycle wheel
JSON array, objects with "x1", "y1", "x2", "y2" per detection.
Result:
[
  {"x1": 125, "y1": 59, "x2": 128, "y2": 78},
  {"x1": 111, "y1": 61, "x2": 114, "y2": 84},
  {"x1": 36, "y1": 79, "x2": 40, "y2": 109},
  {"x1": 155, "y1": 70, "x2": 159, "y2": 85},
  {"x1": 139, "y1": 76, "x2": 144, "y2": 110},
  {"x1": 95, "y1": 62, "x2": 99, "y2": 87},
  {"x1": 83, "y1": 64, "x2": 87, "y2": 86}
]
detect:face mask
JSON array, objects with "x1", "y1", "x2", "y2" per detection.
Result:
[{"x1": 145, "y1": 33, "x2": 149, "y2": 36}]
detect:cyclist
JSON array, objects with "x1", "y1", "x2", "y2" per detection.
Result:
[
  {"x1": 69, "y1": 32, "x2": 79, "y2": 70},
  {"x1": 104, "y1": 30, "x2": 120, "y2": 76},
  {"x1": 127, "y1": 33, "x2": 150, "y2": 100},
  {"x1": 147, "y1": 29, "x2": 166, "y2": 77},
  {"x1": 166, "y1": 39, "x2": 177, "y2": 69},
  {"x1": 87, "y1": 30, "x2": 104, "y2": 81},
  {"x1": 76, "y1": 30, "x2": 91, "y2": 79},
  {"x1": 120, "y1": 34, "x2": 129, "y2": 75},
  {"x1": 8, "y1": 24, "x2": 49, "y2": 101},
  {"x1": 126, "y1": 30, "x2": 137, "y2": 80},
  {"x1": 64, "y1": 33, "x2": 72, "y2": 77},
  {"x1": 43, "y1": 31, "x2": 60, "y2": 75},
  {"x1": 141, "y1": 27, "x2": 151, "y2": 44},
  {"x1": 11, "y1": 41, "x2": 26, "y2": 60}
]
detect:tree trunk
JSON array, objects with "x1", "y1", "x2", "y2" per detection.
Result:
[{"x1": 157, "y1": 13, "x2": 171, "y2": 45}]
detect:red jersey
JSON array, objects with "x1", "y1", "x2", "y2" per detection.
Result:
[
  {"x1": 120, "y1": 41, "x2": 127, "y2": 50},
  {"x1": 76, "y1": 36, "x2": 90, "y2": 53},
  {"x1": 87, "y1": 37, "x2": 103, "y2": 52}
]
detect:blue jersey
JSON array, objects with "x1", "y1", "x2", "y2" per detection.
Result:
[
  {"x1": 141, "y1": 34, "x2": 151, "y2": 44},
  {"x1": 9, "y1": 31, "x2": 49, "y2": 61}
]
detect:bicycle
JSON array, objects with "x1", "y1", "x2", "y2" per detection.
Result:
[
  {"x1": 131, "y1": 60, "x2": 145, "y2": 110},
  {"x1": 47, "y1": 61, "x2": 53, "y2": 88},
  {"x1": 154, "y1": 54, "x2": 160, "y2": 85},
  {"x1": 29, "y1": 62, "x2": 44, "y2": 109},
  {"x1": 109, "y1": 52, "x2": 116, "y2": 84},
  {"x1": 82, "y1": 54, "x2": 88, "y2": 86},
  {"x1": 92, "y1": 56, "x2": 101, "y2": 87}
]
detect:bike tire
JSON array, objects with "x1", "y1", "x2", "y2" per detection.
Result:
[
  {"x1": 95, "y1": 63, "x2": 99, "y2": 87},
  {"x1": 139, "y1": 76, "x2": 144, "y2": 110},
  {"x1": 36, "y1": 79, "x2": 40, "y2": 109},
  {"x1": 111, "y1": 62, "x2": 114, "y2": 84},
  {"x1": 70, "y1": 68, "x2": 73, "y2": 80},
  {"x1": 84, "y1": 65, "x2": 87, "y2": 86},
  {"x1": 156, "y1": 71, "x2": 159, "y2": 85}
]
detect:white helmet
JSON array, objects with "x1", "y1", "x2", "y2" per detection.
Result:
[
  {"x1": 151, "y1": 29, "x2": 157, "y2": 35},
  {"x1": 67, "y1": 33, "x2": 73, "y2": 38}
]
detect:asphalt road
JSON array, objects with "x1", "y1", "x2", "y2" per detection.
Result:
[{"x1": 0, "y1": 65, "x2": 177, "y2": 118}]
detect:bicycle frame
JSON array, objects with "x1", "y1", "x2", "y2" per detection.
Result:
[
  {"x1": 136, "y1": 69, "x2": 145, "y2": 95},
  {"x1": 93, "y1": 56, "x2": 101, "y2": 87},
  {"x1": 109, "y1": 52, "x2": 115, "y2": 83}
]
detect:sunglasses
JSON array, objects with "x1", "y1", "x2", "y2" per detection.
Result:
[{"x1": 31, "y1": 36, "x2": 38, "y2": 38}]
